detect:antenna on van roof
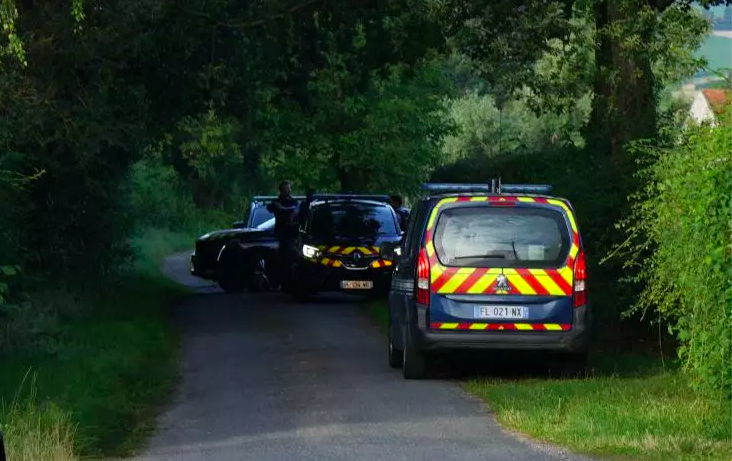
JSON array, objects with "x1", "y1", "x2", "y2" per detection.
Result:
[{"x1": 490, "y1": 178, "x2": 502, "y2": 194}]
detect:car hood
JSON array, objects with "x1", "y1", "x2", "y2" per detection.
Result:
[
  {"x1": 306, "y1": 234, "x2": 401, "y2": 249},
  {"x1": 196, "y1": 227, "x2": 269, "y2": 242}
]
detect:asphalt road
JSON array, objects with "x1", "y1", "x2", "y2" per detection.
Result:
[{"x1": 130, "y1": 253, "x2": 590, "y2": 461}]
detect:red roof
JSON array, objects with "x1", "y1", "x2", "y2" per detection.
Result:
[{"x1": 702, "y1": 89, "x2": 731, "y2": 116}]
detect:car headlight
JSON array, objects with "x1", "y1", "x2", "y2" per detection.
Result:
[{"x1": 302, "y1": 244, "x2": 321, "y2": 259}]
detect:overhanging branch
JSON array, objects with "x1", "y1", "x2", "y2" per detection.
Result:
[{"x1": 219, "y1": 0, "x2": 323, "y2": 29}]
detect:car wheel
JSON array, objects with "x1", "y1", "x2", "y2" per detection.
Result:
[
  {"x1": 246, "y1": 254, "x2": 275, "y2": 292},
  {"x1": 216, "y1": 250, "x2": 246, "y2": 293},
  {"x1": 388, "y1": 314, "x2": 403, "y2": 369},
  {"x1": 401, "y1": 323, "x2": 426, "y2": 379},
  {"x1": 217, "y1": 269, "x2": 246, "y2": 293}
]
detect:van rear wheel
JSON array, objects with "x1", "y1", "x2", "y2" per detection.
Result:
[
  {"x1": 401, "y1": 325, "x2": 426, "y2": 379},
  {"x1": 388, "y1": 319, "x2": 403, "y2": 369}
]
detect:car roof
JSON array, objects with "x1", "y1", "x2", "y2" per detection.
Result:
[{"x1": 310, "y1": 199, "x2": 390, "y2": 207}]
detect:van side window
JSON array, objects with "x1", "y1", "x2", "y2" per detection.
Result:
[{"x1": 403, "y1": 200, "x2": 425, "y2": 259}]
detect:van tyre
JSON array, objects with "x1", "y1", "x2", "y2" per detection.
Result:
[
  {"x1": 401, "y1": 324, "x2": 426, "y2": 379},
  {"x1": 388, "y1": 318, "x2": 403, "y2": 369}
]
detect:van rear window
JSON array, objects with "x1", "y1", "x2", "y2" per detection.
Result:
[{"x1": 432, "y1": 206, "x2": 570, "y2": 268}]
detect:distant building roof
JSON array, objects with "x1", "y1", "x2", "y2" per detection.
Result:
[{"x1": 701, "y1": 89, "x2": 730, "y2": 116}]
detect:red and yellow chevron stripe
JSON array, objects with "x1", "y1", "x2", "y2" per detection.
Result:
[
  {"x1": 430, "y1": 322, "x2": 571, "y2": 331},
  {"x1": 310, "y1": 245, "x2": 393, "y2": 269},
  {"x1": 319, "y1": 257, "x2": 343, "y2": 267},
  {"x1": 423, "y1": 195, "x2": 579, "y2": 296},
  {"x1": 370, "y1": 259, "x2": 393, "y2": 268},
  {"x1": 316, "y1": 245, "x2": 380, "y2": 256}
]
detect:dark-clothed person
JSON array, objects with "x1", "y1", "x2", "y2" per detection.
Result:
[
  {"x1": 389, "y1": 195, "x2": 410, "y2": 231},
  {"x1": 267, "y1": 181, "x2": 299, "y2": 288}
]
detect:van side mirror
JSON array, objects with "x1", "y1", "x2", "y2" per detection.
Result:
[
  {"x1": 232, "y1": 221, "x2": 246, "y2": 229},
  {"x1": 379, "y1": 241, "x2": 401, "y2": 261}
]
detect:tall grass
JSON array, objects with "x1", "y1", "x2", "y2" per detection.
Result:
[
  {"x1": 0, "y1": 373, "x2": 77, "y2": 461},
  {"x1": 0, "y1": 226, "x2": 194, "y2": 460}
]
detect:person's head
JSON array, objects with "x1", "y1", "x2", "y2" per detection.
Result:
[
  {"x1": 389, "y1": 194, "x2": 402, "y2": 208},
  {"x1": 278, "y1": 181, "x2": 292, "y2": 198}
]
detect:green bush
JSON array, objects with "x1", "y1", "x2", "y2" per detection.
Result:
[
  {"x1": 441, "y1": 91, "x2": 591, "y2": 163},
  {"x1": 620, "y1": 109, "x2": 732, "y2": 397},
  {"x1": 128, "y1": 141, "x2": 198, "y2": 230},
  {"x1": 127, "y1": 139, "x2": 238, "y2": 234}
]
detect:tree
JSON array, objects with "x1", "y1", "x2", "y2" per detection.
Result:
[
  {"x1": 588, "y1": 0, "x2": 729, "y2": 156},
  {"x1": 430, "y1": 0, "x2": 575, "y2": 102},
  {"x1": 260, "y1": 55, "x2": 456, "y2": 193}
]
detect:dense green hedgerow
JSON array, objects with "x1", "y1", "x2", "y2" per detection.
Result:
[{"x1": 620, "y1": 109, "x2": 732, "y2": 397}]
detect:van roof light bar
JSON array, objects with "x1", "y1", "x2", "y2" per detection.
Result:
[
  {"x1": 421, "y1": 182, "x2": 552, "y2": 195},
  {"x1": 500, "y1": 184, "x2": 553, "y2": 194}
]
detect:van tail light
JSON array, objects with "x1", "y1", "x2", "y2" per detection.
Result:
[
  {"x1": 416, "y1": 248, "x2": 430, "y2": 306},
  {"x1": 573, "y1": 250, "x2": 587, "y2": 308}
]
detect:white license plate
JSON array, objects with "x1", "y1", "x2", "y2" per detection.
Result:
[
  {"x1": 341, "y1": 280, "x2": 373, "y2": 290},
  {"x1": 474, "y1": 306, "x2": 528, "y2": 319}
]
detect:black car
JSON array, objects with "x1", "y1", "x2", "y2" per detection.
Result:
[
  {"x1": 290, "y1": 195, "x2": 406, "y2": 299},
  {"x1": 380, "y1": 181, "x2": 590, "y2": 379},
  {"x1": 191, "y1": 195, "x2": 304, "y2": 292}
]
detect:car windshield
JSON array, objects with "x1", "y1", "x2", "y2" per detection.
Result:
[
  {"x1": 255, "y1": 217, "x2": 275, "y2": 230},
  {"x1": 249, "y1": 206, "x2": 274, "y2": 228},
  {"x1": 433, "y1": 206, "x2": 570, "y2": 268},
  {"x1": 309, "y1": 202, "x2": 398, "y2": 239}
]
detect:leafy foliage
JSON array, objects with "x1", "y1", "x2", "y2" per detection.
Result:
[
  {"x1": 431, "y1": 0, "x2": 574, "y2": 100},
  {"x1": 619, "y1": 109, "x2": 732, "y2": 396},
  {"x1": 261, "y1": 57, "x2": 456, "y2": 194},
  {"x1": 442, "y1": 90, "x2": 591, "y2": 162}
]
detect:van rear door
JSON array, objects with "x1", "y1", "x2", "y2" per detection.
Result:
[{"x1": 423, "y1": 197, "x2": 579, "y2": 331}]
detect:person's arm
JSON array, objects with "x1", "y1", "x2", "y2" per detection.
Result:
[{"x1": 267, "y1": 199, "x2": 283, "y2": 213}]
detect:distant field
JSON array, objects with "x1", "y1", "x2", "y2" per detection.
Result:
[{"x1": 695, "y1": 35, "x2": 732, "y2": 76}]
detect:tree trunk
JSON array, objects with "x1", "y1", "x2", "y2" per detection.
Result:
[
  {"x1": 588, "y1": 0, "x2": 658, "y2": 157},
  {"x1": 587, "y1": 0, "x2": 612, "y2": 154}
]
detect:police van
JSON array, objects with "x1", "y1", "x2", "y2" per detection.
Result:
[{"x1": 380, "y1": 181, "x2": 590, "y2": 379}]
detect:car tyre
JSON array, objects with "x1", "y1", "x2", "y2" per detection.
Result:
[
  {"x1": 401, "y1": 323, "x2": 426, "y2": 379},
  {"x1": 246, "y1": 253, "x2": 276, "y2": 292},
  {"x1": 216, "y1": 252, "x2": 246, "y2": 293},
  {"x1": 217, "y1": 273, "x2": 246, "y2": 292}
]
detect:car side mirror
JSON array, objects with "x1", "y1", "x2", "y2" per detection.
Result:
[
  {"x1": 379, "y1": 241, "x2": 401, "y2": 261},
  {"x1": 1, "y1": 428, "x2": 6, "y2": 461},
  {"x1": 232, "y1": 221, "x2": 246, "y2": 229}
]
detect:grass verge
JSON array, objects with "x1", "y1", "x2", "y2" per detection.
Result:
[
  {"x1": 469, "y1": 373, "x2": 731, "y2": 461},
  {"x1": 364, "y1": 300, "x2": 732, "y2": 461},
  {"x1": 0, "y1": 227, "x2": 198, "y2": 460}
]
